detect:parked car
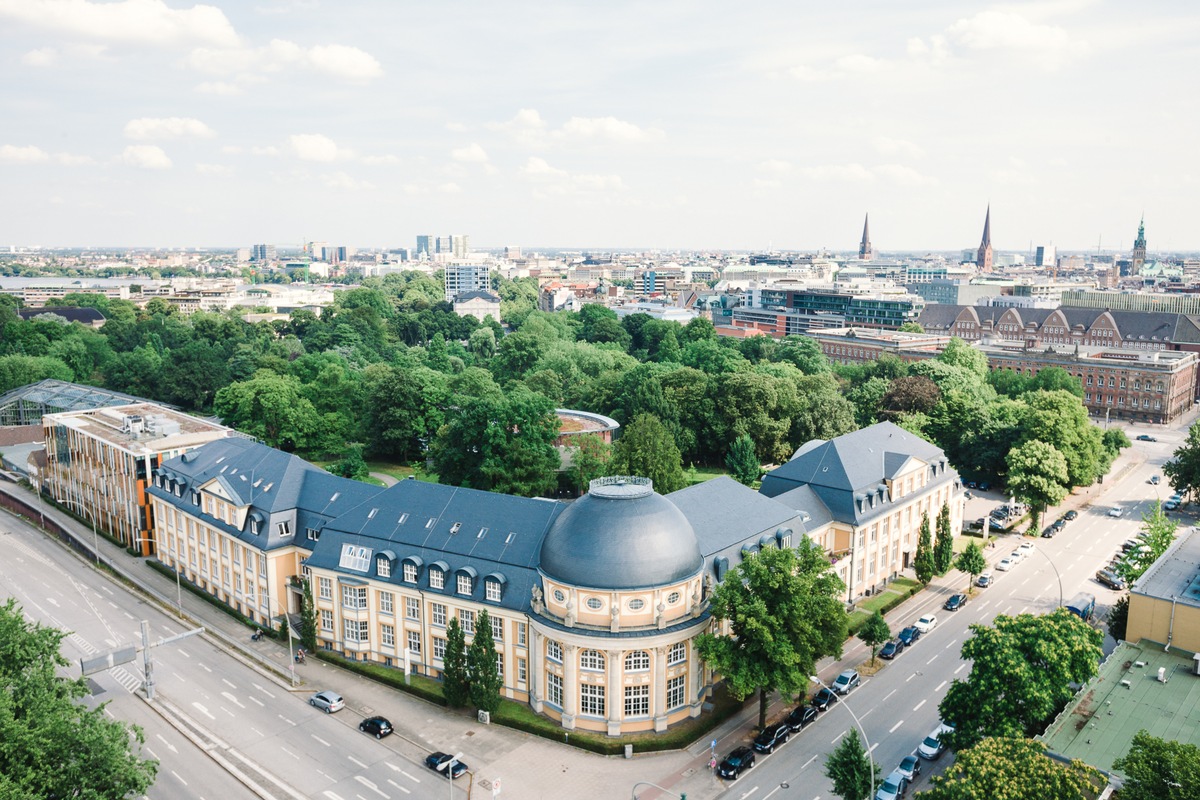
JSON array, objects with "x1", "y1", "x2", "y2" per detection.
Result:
[
  {"x1": 1064, "y1": 510, "x2": 1078, "y2": 520},
  {"x1": 914, "y1": 614, "x2": 937, "y2": 633},
  {"x1": 976, "y1": 571, "x2": 993, "y2": 588},
  {"x1": 832, "y1": 669, "x2": 861, "y2": 695},
  {"x1": 1009, "y1": 550, "x2": 1024, "y2": 564},
  {"x1": 358, "y1": 716, "x2": 392, "y2": 739},
  {"x1": 1096, "y1": 569, "x2": 1126, "y2": 590},
  {"x1": 1041, "y1": 524, "x2": 1059, "y2": 539},
  {"x1": 879, "y1": 640, "x2": 904, "y2": 660},
  {"x1": 1017, "y1": 542, "x2": 1036, "y2": 557},
  {"x1": 917, "y1": 726, "x2": 949, "y2": 760},
  {"x1": 1108, "y1": 506, "x2": 1125, "y2": 518},
  {"x1": 1150, "y1": 475, "x2": 1160, "y2": 485},
  {"x1": 786, "y1": 704, "x2": 818, "y2": 732},
  {"x1": 717, "y1": 746, "x2": 756, "y2": 779},
  {"x1": 309, "y1": 691, "x2": 345, "y2": 713},
  {"x1": 897, "y1": 626, "x2": 921, "y2": 647},
  {"x1": 425, "y1": 752, "x2": 468, "y2": 779},
  {"x1": 978, "y1": 482, "x2": 991, "y2": 491},
  {"x1": 812, "y1": 687, "x2": 840, "y2": 711},
  {"x1": 1164, "y1": 500, "x2": 1179, "y2": 511},
  {"x1": 1137, "y1": 434, "x2": 1158, "y2": 442},
  {"x1": 753, "y1": 721, "x2": 791, "y2": 753},
  {"x1": 996, "y1": 557, "x2": 1014, "y2": 572},
  {"x1": 874, "y1": 769, "x2": 909, "y2": 800},
  {"x1": 944, "y1": 593, "x2": 967, "y2": 611},
  {"x1": 897, "y1": 754, "x2": 922, "y2": 782}
]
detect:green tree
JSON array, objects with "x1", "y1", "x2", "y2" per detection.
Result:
[
  {"x1": 608, "y1": 413, "x2": 687, "y2": 494},
  {"x1": 913, "y1": 511, "x2": 936, "y2": 584},
  {"x1": 1107, "y1": 594, "x2": 1129, "y2": 642},
  {"x1": 1020, "y1": 390, "x2": 1105, "y2": 488},
  {"x1": 1005, "y1": 439, "x2": 1070, "y2": 532},
  {"x1": 1165, "y1": 421, "x2": 1200, "y2": 502},
  {"x1": 467, "y1": 610, "x2": 503, "y2": 715},
  {"x1": 300, "y1": 577, "x2": 318, "y2": 652},
  {"x1": 333, "y1": 444, "x2": 370, "y2": 482},
  {"x1": 442, "y1": 616, "x2": 469, "y2": 708},
  {"x1": 823, "y1": 728, "x2": 880, "y2": 800},
  {"x1": 858, "y1": 611, "x2": 890, "y2": 666},
  {"x1": 1113, "y1": 730, "x2": 1200, "y2": 800},
  {"x1": 921, "y1": 736, "x2": 1102, "y2": 800},
  {"x1": 696, "y1": 540, "x2": 847, "y2": 729},
  {"x1": 725, "y1": 433, "x2": 761, "y2": 486},
  {"x1": 0, "y1": 353, "x2": 74, "y2": 392},
  {"x1": 213, "y1": 370, "x2": 322, "y2": 452},
  {"x1": 934, "y1": 502, "x2": 954, "y2": 575},
  {"x1": 897, "y1": 321, "x2": 924, "y2": 333},
  {"x1": 939, "y1": 609, "x2": 1103, "y2": 752},
  {"x1": 1116, "y1": 501, "x2": 1178, "y2": 584},
  {"x1": 847, "y1": 376, "x2": 890, "y2": 427},
  {"x1": 0, "y1": 599, "x2": 158, "y2": 798},
  {"x1": 955, "y1": 541, "x2": 987, "y2": 595},
  {"x1": 565, "y1": 433, "x2": 612, "y2": 494}
]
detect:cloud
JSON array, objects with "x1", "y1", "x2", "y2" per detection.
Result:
[
  {"x1": 119, "y1": 144, "x2": 172, "y2": 169},
  {"x1": 520, "y1": 156, "x2": 625, "y2": 194},
  {"x1": 876, "y1": 164, "x2": 938, "y2": 186},
  {"x1": 945, "y1": 10, "x2": 1087, "y2": 67},
  {"x1": 0, "y1": 0, "x2": 238, "y2": 48},
  {"x1": 187, "y1": 38, "x2": 383, "y2": 82},
  {"x1": 195, "y1": 162, "x2": 232, "y2": 175},
  {"x1": 287, "y1": 133, "x2": 352, "y2": 162},
  {"x1": 21, "y1": 47, "x2": 57, "y2": 66},
  {"x1": 1, "y1": 144, "x2": 51, "y2": 163},
  {"x1": 873, "y1": 136, "x2": 925, "y2": 159},
  {"x1": 757, "y1": 159, "x2": 793, "y2": 175},
  {"x1": 557, "y1": 116, "x2": 665, "y2": 143},
  {"x1": 487, "y1": 108, "x2": 547, "y2": 145},
  {"x1": 252, "y1": 145, "x2": 281, "y2": 156},
  {"x1": 906, "y1": 35, "x2": 951, "y2": 65},
  {"x1": 752, "y1": 178, "x2": 782, "y2": 189},
  {"x1": 438, "y1": 182, "x2": 462, "y2": 194},
  {"x1": 322, "y1": 171, "x2": 372, "y2": 190},
  {"x1": 360, "y1": 154, "x2": 400, "y2": 166},
  {"x1": 195, "y1": 80, "x2": 242, "y2": 96},
  {"x1": 445, "y1": 122, "x2": 468, "y2": 133},
  {"x1": 124, "y1": 117, "x2": 215, "y2": 140},
  {"x1": 798, "y1": 163, "x2": 874, "y2": 182},
  {"x1": 55, "y1": 152, "x2": 93, "y2": 166},
  {"x1": 451, "y1": 143, "x2": 489, "y2": 164},
  {"x1": 307, "y1": 44, "x2": 382, "y2": 80}
]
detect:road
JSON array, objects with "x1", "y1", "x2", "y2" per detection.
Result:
[
  {"x1": 709, "y1": 431, "x2": 1176, "y2": 800},
  {"x1": 0, "y1": 516, "x2": 460, "y2": 800}
]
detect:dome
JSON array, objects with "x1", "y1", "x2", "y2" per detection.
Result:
[{"x1": 539, "y1": 477, "x2": 703, "y2": 590}]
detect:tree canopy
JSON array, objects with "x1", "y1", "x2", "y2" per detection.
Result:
[
  {"x1": 824, "y1": 728, "x2": 880, "y2": 800},
  {"x1": 1005, "y1": 439, "x2": 1070, "y2": 531},
  {"x1": 920, "y1": 736, "x2": 1102, "y2": 800},
  {"x1": 1113, "y1": 730, "x2": 1200, "y2": 800}
]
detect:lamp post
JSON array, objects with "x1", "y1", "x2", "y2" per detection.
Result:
[
  {"x1": 631, "y1": 782, "x2": 687, "y2": 799},
  {"x1": 436, "y1": 752, "x2": 463, "y2": 800},
  {"x1": 1032, "y1": 546, "x2": 1064, "y2": 609},
  {"x1": 811, "y1": 675, "x2": 874, "y2": 799}
]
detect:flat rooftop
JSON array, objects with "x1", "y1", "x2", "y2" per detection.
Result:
[
  {"x1": 1133, "y1": 527, "x2": 1200, "y2": 609},
  {"x1": 1038, "y1": 640, "x2": 1200, "y2": 777},
  {"x1": 49, "y1": 403, "x2": 231, "y2": 452}
]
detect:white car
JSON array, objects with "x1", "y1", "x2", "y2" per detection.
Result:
[
  {"x1": 914, "y1": 614, "x2": 937, "y2": 634},
  {"x1": 1017, "y1": 542, "x2": 1035, "y2": 557},
  {"x1": 996, "y1": 557, "x2": 1014, "y2": 571},
  {"x1": 1009, "y1": 550, "x2": 1024, "y2": 564},
  {"x1": 1107, "y1": 506, "x2": 1124, "y2": 518}
]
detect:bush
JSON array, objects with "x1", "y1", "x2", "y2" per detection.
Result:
[
  {"x1": 846, "y1": 579, "x2": 923, "y2": 636},
  {"x1": 315, "y1": 650, "x2": 447, "y2": 707}
]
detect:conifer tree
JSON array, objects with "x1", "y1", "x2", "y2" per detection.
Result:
[
  {"x1": 467, "y1": 609, "x2": 503, "y2": 715},
  {"x1": 442, "y1": 616, "x2": 470, "y2": 708},
  {"x1": 914, "y1": 511, "x2": 936, "y2": 584},
  {"x1": 934, "y1": 502, "x2": 955, "y2": 575}
]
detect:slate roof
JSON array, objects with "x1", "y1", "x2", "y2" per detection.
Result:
[
  {"x1": 917, "y1": 304, "x2": 1200, "y2": 345},
  {"x1": 305, "y1": 480, "x2": 564, "y2": 614},
  {"x1": 18, "y1": 307, "x2": 106, "y2": 325},
  {"x1": 454, "y1": 290, "x2": 501, "y2": 303},
  {"x1": 668, "y1": 477, "x2": 803, "y2": 557}
]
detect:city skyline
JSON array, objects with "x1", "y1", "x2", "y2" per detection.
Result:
[{"x1": 1, "y1": 1, "x2": 1197, "y2": 250}]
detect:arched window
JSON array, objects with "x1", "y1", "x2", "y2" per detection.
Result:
[
  {"x1": 580, "y1": 649, "x2": 605, "y2": 671},
  {"x1": 625, "y1": 650, "x2": 650, "y2": 671}
]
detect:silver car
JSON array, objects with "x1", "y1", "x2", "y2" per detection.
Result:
[
  {"x1": 874, "y1": 769, "x2": 908, "y2": 800},
  {"x1": 309, "y1": 690, "x2": 345, "y2": 713}
]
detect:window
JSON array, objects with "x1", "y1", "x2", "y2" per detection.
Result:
[
  {"x1": 430, "y1": 569, "x2": 445, "y2": 590},
  {"x1": 403, "y1": 562, "x2": 418, "y2": 583},
  {"x1": 628, "y1": 598, "x2": 645, "y2": 611},
  {"x1": 517, "y1": 622, "x2": 527, "y2": 647},
  {"x1": 486, "y1": 580, "x2": 502, "y2": 602},
  {"x1": 234, "y1": 574, "x2": 242, "y2": 595},
  {"x1": 457, "y1": 573, "x2": 472, "y2": 595},
  {"x1": 406, "y1": 597, "x2": 420, "y2": 620},
  {"x1": 580, "y1": 649, "x2": 605, "y2": 671},
  {"x1": 459, "y1": 609, "x2": 475, "y2": 635},
  {"x1": 343, "y1": 619, "x2": 369, "y2": 643},
  {"x1": 625, "y1": 650, "x2": 650, "y2": 671},
  {"x1": 431, "y1": 602, "x2": 447, "y2": 627},
  {"x1": 342, "y1": 585, "x2": 367, "y2": 609},
  {"x1": 547, "y1": 673, "x2": 563, "y2": 707},
  {"x1": 379, "y1": 591, "x2": 394, "y2": 615},
  {"x1": 250, "y1": 518, "x2": 259, "y2": 535},
  {"x1": 668, "y1": 642, "x2": 686, "y2": 666},
  {"x1": 491, "y1": 615, "x2": 504, "y2": 641},
  {"x1": 307, "y1": 527, "x2": 320, "y2": 542},
  {"x1": 547, "y1": 640, "x2": 562, "y2": 662},
  {"x1": 667, "y1": 675, "x2": 687, "y2": 709},
  {"x1": 277, "y1": 521, "x2": 291, "y2": 538},
  {"x1": 433, "y1": 637, "x2": 446, "y2": 661},
  {"x1": 377, "y1": 557, "x2": 391, "y2": 578},
  {"x1": 585, "y1": 597, "x2": 603, "y2": 611},
  {"x1": 381, "y1": 624, "x2": 395, "y2": 647},
  {"x1": 318, "y1": 577, "x2": 332, "y2": 600},
  {"x1": 495, "y1": 651, "x2": 504, "y2": 679},
  {"x1": 338, "y1": 544, "x2": 372, "y2": 572},
  {"x1": 580, "y1": 684, "x2": 605, "y2": 716},
  {"x1": 666, "y1": 591, "x2": 680, "y2": 605},
  {"x1": 517, "y1": 658, "x2": 527, "y2": 685},
  {"x1": 407, "y1": 630, "x2": 421, "y2": 655},
  {"x1": 624, "y1": 685, "x2": 650, "y2": 716},
  {"x1": 319, "y1": 609, "x2": 333, "y2": 632}
]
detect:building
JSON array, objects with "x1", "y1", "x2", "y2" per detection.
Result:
[
  {"x1": 444, "y1": 263, "x2": 491, "y2": 302},
  {"x1": 807, "y1": 327, "x2": 952, "y2": 366},
  {"x1": 145, "y1": 422, "x2": 962, "y2": 736},
  {"x1": 43, "y1": 404, "x2": 235, "y2": 555},
  {"x1": 976, "y1": 206, "x2": 994, "y2": 273},
  {"x1": 858, "y1": 213, "x2": 873, "y2": 260},
  {"x1": 1060, "y1": 291, "x2": 1200, "y2": 316},
  {"x1": 452, "y1": 290, "x2": 501, "y2": 321},
  {"x1": 730, "y1": 284, "x2": 924, "y2": 337},
  {"x1": 1035, "y1": 244, "x2": 1056, "y2": 268},
  {"x1": 1132, "y1": 217, "x2": 1147, "y2": 273},
  {"x1": 908, "y1": 279, "x2": 1004, "y2": 307},
  {"x1": 252, "y1": 244, "x2": 277, "y2": 262},
  {"x1": 416, "y1": 235, "x2": 434, "y2": 258},
  {"x1": 1126, "y1": 528, "x2": 1200, "y2": 654},
  {"x1": 17, "y1": 306, "x2": 106, "y2": 328}
]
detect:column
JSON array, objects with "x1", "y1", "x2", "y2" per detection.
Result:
[
  {"x1": 529, "y1": 627, "x2": 543, "y2": 711},
  {"x1": 606, "y1": 649, "x2": 622, "y2": 736},
  {"x1": 561, "y1": 643, "x2": 578, "y2": 730},
  {"x1": 653, "y1": 644, "x2": 669, "y2": 732}
]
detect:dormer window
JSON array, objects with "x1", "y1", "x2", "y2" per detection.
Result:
[
  {"x1": 277, "y1": 521, "x2": 291, "y2": 537},
  {"x1": 377, "y1": 556, "x2": 391, "y2": 578},
  {"x1": 250, "y1": 518, "x2": 259, "y2": 535},
  {"x1": 457, "y1": 573, "x2": 472, "y2": 595},
  {"x1": 430, "y1": 567, "x2": 445, "y2": 589},
  {"x1": 403, "y1": 562, "x2": 418, "y2": 583},
  {"x1": 486, "y1": 579, "x2": 502, "y2": 602},
  {"x1": 191, "y1": 490, "x2": 200, "y2": 505}
]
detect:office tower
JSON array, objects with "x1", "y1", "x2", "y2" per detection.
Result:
[
  {"x1": 451, "y1": 234, "x2": 470, "y2": 259},
  {"x1": 505, "y1": 245, "x2": 522, "y2": 259},
  {"x1": 976, "y1": 206, "x2": 993, "y2": 273},
  {"x1": 416, "y1": 235, "x2": 434, "y2": 257},
  {"x1": 436, "y1": 236, "x2": 452, "y2": 254},
  {"x1": 444, "y1": 263, "x2": 491, "y2": 302},
  {"x1": 1035, "y1": 244, "x2": 1056, "y2": 267},
  {"x1": 858, "y1": 213, "x2": 873, "y2": 260},
  {"x1": 1132, "y1": 216, "x2": 1147, "y2": 272},
  {"x1": 251, "y1": 243, "x2": 276, "y2": 262}
]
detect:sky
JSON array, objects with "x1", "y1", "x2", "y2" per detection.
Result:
[{"x1": 1, "y1": 0, "x2": 1198, "y2": 252}]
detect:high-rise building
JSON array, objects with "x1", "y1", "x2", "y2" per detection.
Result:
[
  {"x1": 976, "y1": 206, "x2": 994, "y2": 273},
  {"x1": 505, "y1": 245, "x2": 522, "y2": 260},
  {"x1": 1132, "y1": 216, "x2": 1147, "y2": 272},
  {"x1": 251, "y1": 244, "x2": 276, "y2": 262},
  {"x1": 451, "y1": 234, "x2": 470, "y2": 259},
  {"x1": 858, "y1": 213, "x2": 873, "y2": 260},
  {"x1": 436, "y1": 236, "x2": 453, "y2": 254},
  {"x1": 415, "y1": 235, "x2": 434, "y2": 258},
  {"x1": 444, "y1": 262, "x2": 491, "y2": 302},
  {"x1": 1035, "y1": 244, "x2": 1056, "y2": 268}
]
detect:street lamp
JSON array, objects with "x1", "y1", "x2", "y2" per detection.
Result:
[
  {"x1": 435, "y1": 752, "x2": 463, "y2": 800},
  {"x1": 811, "y1": 675, "x2": 874, "y2": 799},
  {"x1": 1031, "y1": 547, "x2": 1063, "y2": 608},
  {"x1": 631, "y1": 782, "x2": 687, "y2": 799}
]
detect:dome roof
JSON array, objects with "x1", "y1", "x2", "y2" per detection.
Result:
[{"x1": 539, "y1": 477, "x2": 703, "y2": 590}]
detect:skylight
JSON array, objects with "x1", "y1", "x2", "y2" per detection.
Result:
[
  {"x1": 398, "y1": 513, "x2": 409, "y2": 524},
  {"x1": 330, "y1": 492, "x2": 340, "y2": 502},
  {"x1": 367, "y1": 508, "x2": 378, "y2": 519},
  {"x1": 338, "y1": 544, "x2": 372, "y2": 572}
]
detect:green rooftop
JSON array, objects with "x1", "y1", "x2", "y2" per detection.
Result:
[{"x1": 1038, "y1": 640, "x2": 1200, "y2": 778}]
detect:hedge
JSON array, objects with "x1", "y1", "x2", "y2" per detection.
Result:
[
  {"x1": 846, "y1": 577, "x2": 924, "y2": 636},
  {"x1": 144, "y1": 559, "x2": 283, "y2": 640}
]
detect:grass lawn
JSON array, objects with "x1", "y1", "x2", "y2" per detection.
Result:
[
  {"x1": 685, "y1": 465, "x2": 731, "y2": 486},
  {"x1": 365, "y1": 461, "x2": 440, "y2": 483}
]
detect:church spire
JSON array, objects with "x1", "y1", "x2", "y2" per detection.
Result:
[
  {"x1": 1132, "y1": 213, "x2": 1147, "y2": 271},
  {"x1": 858, "y1": 212, "x2": 873, "y2": 260},
  {"x1": 976, "y1": 205, "x2": 994, "y2": 273}
]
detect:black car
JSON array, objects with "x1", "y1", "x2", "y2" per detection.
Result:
[
  {"x1": 1041, "y1": 524, "x2": 1058, "y2": 539},
  {"x1": 978, "y1": 482, "x2": 991, "y2": 491},
  {"x1": 717, "y1": 746, "x2": 756, "y2": 779},
  {"x1": 1096, "y1": 569, "x2": 1126, "y2": 590},
  {"x1": 879, "y1": 640, "x2": 904, "y2": 660},
  {"x1": 944, "y1": 593, "x2": 967, "y2": 611},
  {"x1": 1064, "y1": 510, "x2": 1078, "y2": 521},
  {"x1": 1136, "y1": 434, "x2": 1157, "y2": 442},
  {"x1": 753, "y1": 721, "x2": 790, "y2": 753},
  {"x1": 897, "y1": 626, "x2": 921, "y2": 647},
  {"x1": 786, "y1": 704, "x2": 818, "y2": 731},
  {"x1": 425, "y1": 752, "x2": 468, "y2": 779},
  {"x1": 812, "y1": 687, "x2": 840, "y2": 711},
  {"x1": 359, "y1": 716, "x2": 393, "y2": 739}
]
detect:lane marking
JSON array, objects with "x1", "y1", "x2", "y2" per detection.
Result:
[
  {"x1": 906, "y1": 674, "x2": 916, "y2": 682},
  {"x1": 944, "y1": 640, "x2": 957, "y2": 650},
  {"x1": 323, "y1": 793, "x2": 345, "y2": 800},
  {"x1": 926, "y1": 655, "x2": 938, "y2": 665},
  {"x1": 199, "y1": 663, "x2": 212, "y2": 673},
  {"x1": 255, "y1": 683, "x2": 276, "y2": 698},
  {"x1": 348, "y1": 755, "x2": 369, "y2": 769},
  {"x1": 220, "y1": 691, "x2": 244, "y2": 709},
  {"x1": 386, "y1": 780, "x2": 411, "y2": 795},
  {"x1": 171, "y1": 771, "x2": 187, "y2": 786},
  {"x1": 278, "y1": 715, "x2": 295, "y2": 726},
  {"x1": 889, "y1": 720, "x2": 905, "y2": 733},
  {"x1": 739, "y1": 787, "x2": 759, "y2": 800},
  {"x1": 250, "y1": 696, "x2": 265, "y2": 707},
  {"x1": 191, "y1": 703, "x2": 215, "y2": 720},
  {"x1": 935, "y1": 680, "x2": 947, "y2": 691},
  {"x1": 312, "y1": 734, "x2": 331, "y2": 747},
  {"x1": 954, "y1": 664, "x2": 967, "y2": 675},
  {"x1": 221, "y1": 678, "x2": 237, "y2": 689},
  {"x1": 912, "y1": 700, "x2": 926, "y2": 712},
  {"x1": 883, "y1": 689, "x2": 897, "y2": 701},
  {"x1": 801, "y1": 754, "x2": 818, "y2": 770},
  {"x1": 354, "y1": 776, "x2": 388, "y2": 798},
  {"x1": 384, "y1": 764, "x2": 420, "y2": 783},
  {"x1": 155, "y1": 733, "x2": 178, "y2": 754},
  {"x1": 831, "y1": 732, "x2": 845, "y2": 744}
]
